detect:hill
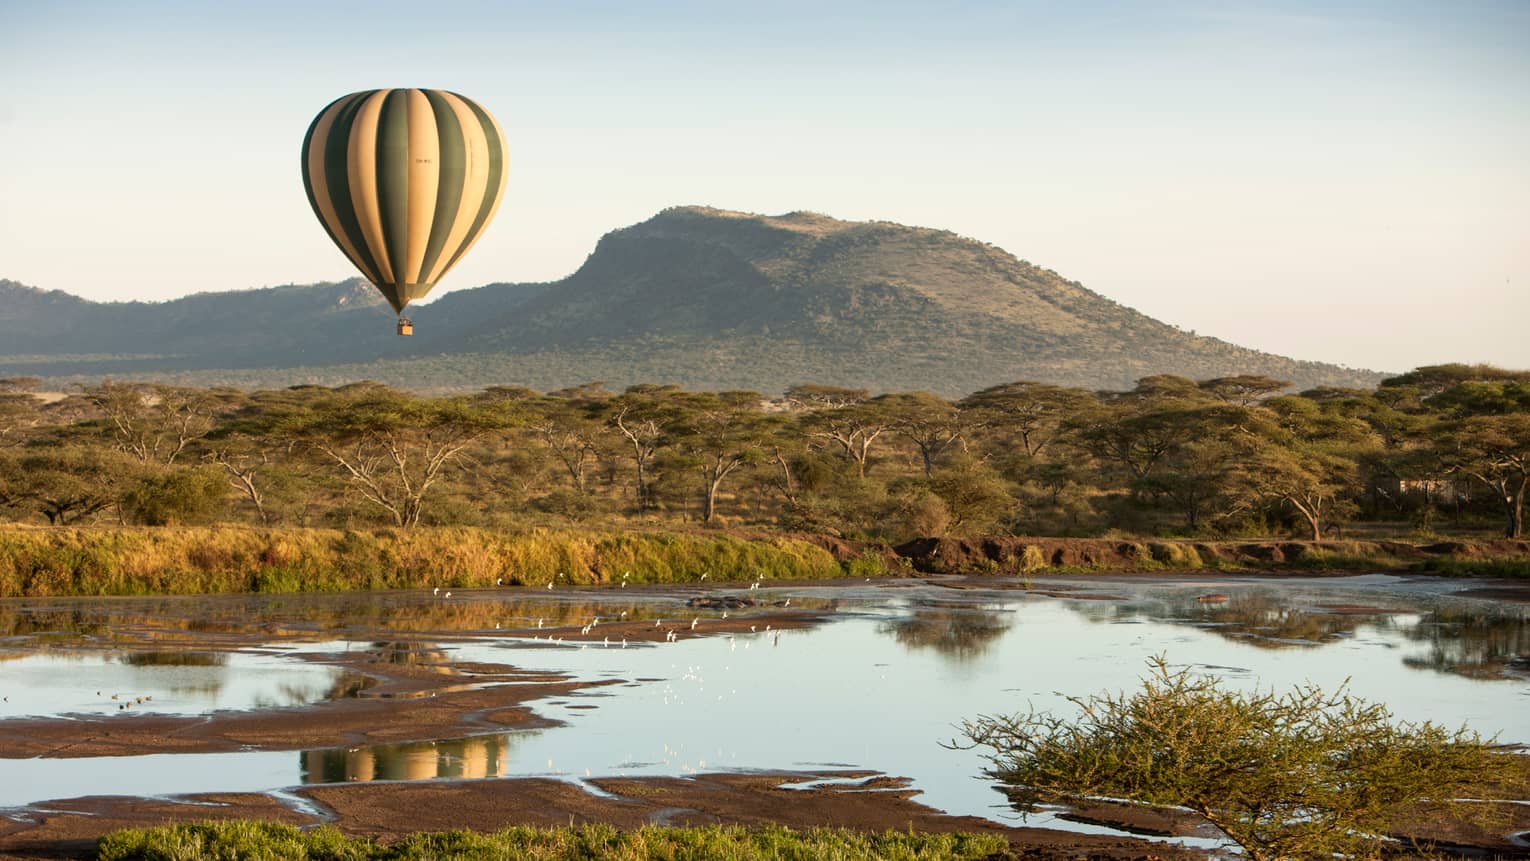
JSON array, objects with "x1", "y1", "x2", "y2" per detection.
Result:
[{"x1": 0, "y1": 207, "x2": 1382, "y2": 394}]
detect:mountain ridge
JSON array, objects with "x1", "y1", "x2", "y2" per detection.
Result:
[{"x1": 0, "y1": 206, "x2": 1384, "y2": 395}]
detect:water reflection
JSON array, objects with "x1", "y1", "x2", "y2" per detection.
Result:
[
  {"x1": 300, "y1": 734, "x2": 522, "y2": 783},
  {"x1": 0, "y1": 592, "x2": 840, "y2": 650},
  {"x1": 1058, "y1": 585, "x2": 1530, "y2": 682},
  {"x1": 0, "y1": 649, "x2": 358, "y2": 718},
  {"x1": 1401, "y1": 606, "x2": 1530, "y2": 680},
  {"x1": 364, "y1": 641, "x2": 451, "y2": 667},
  {"x1": 120, "y1": 651, "x2": 228, "y2": 667},
  {"x1": 880, "y1": 601, "x2": 1013, "y2": 661}
]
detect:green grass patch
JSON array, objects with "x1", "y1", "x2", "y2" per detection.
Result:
[{"x1": 95, "y1": 821, "x2": 1010, "y2": 861}]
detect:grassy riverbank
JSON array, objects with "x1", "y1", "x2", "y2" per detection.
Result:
[
  {"x1": 96, "y1": 821, "x2": 1008, "y2": 861},
  {"x1": 0, "y1": 526, "x2": 845, "y2": 597},
  {"x1": 3, "y1": 526, "x2": 1527, "y2": 598}
]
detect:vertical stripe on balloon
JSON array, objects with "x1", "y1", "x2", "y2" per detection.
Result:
[
  {"x1": 417, "y1": 90, "x2": 467, "y2": 286},
  {"x1": 403, "y1": 89, "x2": 440, "y2": 292},
  {"x1": 302, "y1": 94, "x2": 382, "y2": 288},
  {"x1": 348, "y1": 91, "x2": 396, "y2": 289},
  {"x1": 437, "y1": 93, "x2": 507, "y2": 280},
  {"x1": 375, "y1": 90, "x2": 413, "y2": 294}
]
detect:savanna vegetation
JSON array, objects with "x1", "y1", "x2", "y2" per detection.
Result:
[
  {"x1": 95, "y1": 822, "x2": 1008, "y2": 861},
  {"x1": 0, "y1": 363, "x2": 1525, "y2": 542},
  {"x1": 959, "y1": 658, "x2": 1517, "y2": 860}
]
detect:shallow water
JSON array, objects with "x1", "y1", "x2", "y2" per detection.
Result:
[
  {"x1": 1, "y1": 574, "x2": 1527, "y2": 835},
  {"x1": 0, "y1": 647, "x2": 363, "y2": 719}
]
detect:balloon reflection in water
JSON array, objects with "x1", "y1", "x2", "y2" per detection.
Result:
[{"x1": 301, "y1": 734, "x2": 522, "y2": 783}]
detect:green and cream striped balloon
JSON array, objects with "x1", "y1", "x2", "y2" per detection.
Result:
[{"x1": 300, "y1": 88, "x2": 508, "y2": 316}]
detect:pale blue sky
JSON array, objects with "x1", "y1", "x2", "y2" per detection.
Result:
[{"x1": 1, "y1": 1, "x2": 1526, "y2": 372}]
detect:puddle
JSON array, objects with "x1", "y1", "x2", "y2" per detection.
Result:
[{"x1": 0, "y1": 575, "x2": 1527, "y2": 836}]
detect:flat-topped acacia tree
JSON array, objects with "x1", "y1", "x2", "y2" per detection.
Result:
[
  {"x1": 958, "y1": 658, "x2": 1514, "y2": 861},
  {"x1": 244, "y1": 384, "x2": 521, "y2": 529}
]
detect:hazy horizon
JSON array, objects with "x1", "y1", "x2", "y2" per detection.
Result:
[{"x1": 2, "y1": 0, "x2": 1526, "y2": 373}]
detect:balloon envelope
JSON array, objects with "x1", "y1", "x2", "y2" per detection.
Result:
[{"x1": 301, "y1": 89, "x2": 508, "y2": 314}]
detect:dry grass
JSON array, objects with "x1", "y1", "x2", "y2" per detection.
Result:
[{"x1": 0, "y1": 526, "x2": 843, "y2": 597}]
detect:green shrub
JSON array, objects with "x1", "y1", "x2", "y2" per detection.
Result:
[{"x1": 960, "y1": 657, "x2": 1514, "y2": 861}]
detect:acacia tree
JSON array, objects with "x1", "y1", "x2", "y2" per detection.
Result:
[
  {"x1": 667, "y1": 390, "x2": 770, "y2": 523},
  {"x1": 1251, "y1": 397, "x2": 1377, "y2": 539},
  {"x1": 271, "y1": 386, "x2": 515, "y2": 528},
  {"x1": 959, "y1": 381, "x2": 1094, "y2": 460},
  {"x1": 879, "y1": 391, "x2": 966, "y2": 477},
  {"x1": 1436, "y1": 414, "x2": 1530, "y2": 538},
  {"x1": 606, "y1": 384, "x2": 688, "y2": 511},
  {"x1": 79, "y1": 382, "x2": 239, "y2": 465},
  {"x1": 797, "y1": 396, "x2": 892, "y2": 479},
  {"x1": 530, "y1": 395, "x2": 606, "y2": 495},
  {"x1": 1197, "y1": 375, "x2": 1289, "y2": 406},
  {"x1": 12, "y1": 445, "x2": 134, "y2": 525},
  {"x1": 960, "y1": 658, "x2": 1513, "y2": 861},
  {"x1": 0, "y1": 377, "x2": 43, "y2": 448}
]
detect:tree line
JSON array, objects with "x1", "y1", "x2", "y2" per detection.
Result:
[{"x1": 0, "y1": 363, "x2": 1526, "y2": 540}]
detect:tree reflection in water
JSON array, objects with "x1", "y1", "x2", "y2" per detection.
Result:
[
  {"x1": 118, "y1": 651, "x2": 227, "y2": 666},
  {"x1": 300, "y1": 733, "x2": 527, "y2": 784},
  {"x1": 1071, "y1": 588, "x2": 1530, "y2": 682},
  {"x1": 1401, "y1": 606, "x2": 1530, "y2": 680},
  {"x1": 879, "y1": 601, "x2": 1014, "y2": 661}
]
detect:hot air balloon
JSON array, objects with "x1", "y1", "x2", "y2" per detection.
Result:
[{"x1": 301, "y1": 89, "x2": 507, "y2": 335}]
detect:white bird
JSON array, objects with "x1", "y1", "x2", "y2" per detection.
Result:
[
  {"x1": 537, "y1": 618, "x2": 544, "y2": 628},
  {"x1": 655, "y1": 619, "x2": 662, "y2": 627},
  {"x1": 547, "y1": 582, "x2": 554, "y2": 590},
  {"x1": 496, "y1": 577, "x2": 503, "y2": 586},
  {"x1": 784, "y1": 599, "x2": 791, "y2": 607},
  {"x1": 722, "y1": 612, "x2": 728, "y2": 619},
  {"x1": 690, "y1": 618, "x2": 698, "y2": 630},
  {"x1": 433, "y1": 587, "x2": 440, "y2": 596},
  {"x1": 621, "y1": 638, "x2": 628, "y2": 648},
  {"x1": 603, "y1": 637, "x2": 610, "y2": 647},
  {"x1": 620, "y1": 610, "x2": 627, "y2": 618},
  {"x1": 443, "y1": 591, "x2": 451, "y2": 599},
  {"x1": 700, "y1": 572, "x2": 708, "y2": 580}
]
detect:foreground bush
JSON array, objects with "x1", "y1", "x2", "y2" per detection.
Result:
[
  {"x1": 959, "y1": 657, "x2": 1514, "y2": 861},
  {"x1": 0, "y1": 526, "x2": 844, "y2": 596},
  {"x1": 95, "y1": 821, "x2": 1009, "y2": 861}
]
